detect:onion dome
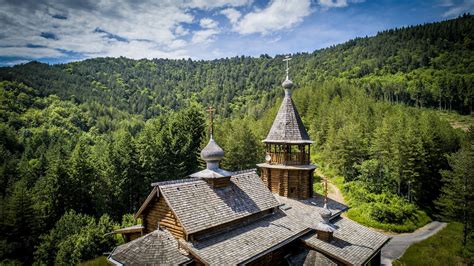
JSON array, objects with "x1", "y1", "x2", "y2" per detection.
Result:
[
  {"x1": 201, "y1": 136, "x2": 224, "y2": 164},
  {"x1": 282, "y1": 77, "x2": 294, "y2": 89},
  {"x1": 319, "y1": 205, "x2": 332, "y2": 223}
]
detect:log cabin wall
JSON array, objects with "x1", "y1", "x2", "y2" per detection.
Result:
[
  {"x1": 142, "y1": 196, "x2": 185, "y2": 239},
  {"x1": 261, "y1": 169, "x2": 314, "y2": 200}
]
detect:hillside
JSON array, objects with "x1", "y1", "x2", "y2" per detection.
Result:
[{"x1": 0, "y1": 14, "x2": 472, "y2": 118}]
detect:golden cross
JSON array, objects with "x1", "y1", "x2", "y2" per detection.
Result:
[
  {"x1": 283, "y1": 55, "x2": 292, "y2": 79},
  {"x1": 206, "y1": 106, "x2": 216, "y2": 136}
]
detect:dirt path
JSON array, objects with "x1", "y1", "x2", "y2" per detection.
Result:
[
  {"x1": 381, "y1": 221, "x2": 447, "y2": 265},
  {"x1": 326, "y1": 180, "x2": 345, "y2": 204},
  {"x1": 315, "y1": 170, "x2": 345, "y2": 204}
]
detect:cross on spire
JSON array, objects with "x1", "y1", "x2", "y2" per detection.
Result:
[
  {"x1": 206, "y1": 106, "x2": 216, "y2": 137},
  {"x1": 324, "y1": 176, "x2": 328, "y2": 209},
  {"x1": 283, "y1": 55, "x2": 292, "y2": 80}
]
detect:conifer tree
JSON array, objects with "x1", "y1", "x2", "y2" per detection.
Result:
[{"x1": 436, "y1": 130, "x2": 473, "y2": 247}]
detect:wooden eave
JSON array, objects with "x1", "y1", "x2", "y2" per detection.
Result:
[
  {"x1": 159, "y1": 187, "x2": 189, "y2": 239},
  {"x1": 134, "y1": 186, "x2": 158, "y2": 219},
  {"x1": 113, "y1": 225, "x2": 144, "y2": 234}
]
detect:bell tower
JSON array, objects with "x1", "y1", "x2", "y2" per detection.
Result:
[{"x1": 257, "y1": 56, "x2": 316, "y2": 200}]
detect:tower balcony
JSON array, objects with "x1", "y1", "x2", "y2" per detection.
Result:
[{"x1": 264, "y1": 143, "x2": 311, "y2": 166}]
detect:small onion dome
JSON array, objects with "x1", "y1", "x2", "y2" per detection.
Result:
[
  {"x1": 201, "y1": 136, "x2": 224, "y2": 162},
  {"x1": 282, "y1": 78, "x2": 293, "y2": 89},
  {"x1": 320, "y1": 206, "x2": 332, "y2": 223}
]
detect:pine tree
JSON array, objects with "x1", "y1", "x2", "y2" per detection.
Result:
[{"x1": 436, "y1": 137, "x2": 473, "y2": 247}]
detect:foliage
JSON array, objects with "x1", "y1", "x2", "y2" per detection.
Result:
[
  {"x1": 34, "y1": 210, "x2": 117, "y2": 265},
  {"x1": 436, "y1": 129, "x2": 474, "y2": 249},
  {"x1": 393, "y1": 222, "x2": 472, "y2": 266},
  {"x1": 344, "y1": 181, "x2": 431, "y2": 232}
]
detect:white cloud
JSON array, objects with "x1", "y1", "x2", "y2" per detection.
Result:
[
  {"x1": 221, "y1": 8, "x2": 242, "y2": 24},
  {"x1": 174, "y1": 25, "x2": 190, "y2": 36},
  {"x1": 234, "y1": 0, "x2": 312, "y2": 35},
  {"x1": 318, "y1": 0, "x2": 365, "y2": 8},
  {"x1": 185, "y1": 0, "x2": 252, "y2": 9},
  {"x1": 442, "y1": 0, "x2": 474, "y2": 17},
  {"x1": 200, "y1": 18, "x2": 219, "y2": 29},
  {"x1": 0, "y1": 46, "x2": 64, "y2": 58},
  {"x1": 0, "y1": 0, "x2": 254, "y2": 62},
  {"x1": 192, "y1": 29, "x2": 220, "y2": 44}
]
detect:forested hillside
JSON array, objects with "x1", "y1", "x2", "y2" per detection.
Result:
[
  {"x1": 0, "y1": 14, "x2": 472, "y2": 117},
  {"x1": 0, "y1": 15, "x2": 473, "y2": 265}
]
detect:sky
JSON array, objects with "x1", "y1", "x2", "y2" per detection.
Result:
[{"x1": 0, "y1": 0, "x2": 473, "y2": 66}]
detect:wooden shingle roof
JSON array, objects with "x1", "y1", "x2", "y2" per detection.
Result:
[
  {"x1": 108, "y1": 230, "x2": 192, "y2": 265},
  {"x1": 275, "y1": 194, "x2": 348, "y2": 224},
  {"x1": 159, "y1": 171, "x2": 280, "y2": 235},
  {"x1": 303, "y1": 217, "x2": 390, "y2": 265},
  {"x1": 276, "y1": 194, "x2": 389, "y2": 265},
  {"x1": 181, "y1": 211, "x2": 310, "y2": 265},
  {"x1": 263, "y1": 94, "x2": 312, "y2": 144}
]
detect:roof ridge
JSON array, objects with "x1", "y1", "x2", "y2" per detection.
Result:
[
  {"x1": 232, "y1": 168, "x2": 257, "y2": 175},
  {"x1": 151, "y1": 177, "x2": 202, "y2": 187}
]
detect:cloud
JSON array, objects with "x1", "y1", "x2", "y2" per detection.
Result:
[
  {"x1": 442, "y1": 0, "x2": 474, "y2": 17},
  {"x1": 221, "y1": 8, "x2": 242, "y2": 24},
  {"x1": 0, "y1": 0, "x2": 253, "y2": 62},
  {"x1": 234, "y1": 0, "x2": 312, "y2": 35},
  {"x1": 200, "y1": 18, "x2": 219, "y2": 29},
  {"x1": 318, "y1": 0, "x2": 365, "y2": 8},
  {"x1": 185, "y1": 0, "x2": 252, "y2": 9},
  {"x1": 192, "y1": 29, "x2": 220, "y2": 44},
  {"x1": 0, "y1": 46, "x2": 64, "y2": 58}
]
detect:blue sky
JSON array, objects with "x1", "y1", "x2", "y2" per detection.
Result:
[{"x1": 0, "y1": 0, "x2": 472, "y2": 66}]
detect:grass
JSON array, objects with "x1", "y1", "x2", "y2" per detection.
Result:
[
  {"x1": 438, "y1": 111, "x2": 474, "y2": 132},
  {"x1": 346, "y1": 207, "x2": 431, "y2": 233},
  {"x1": 79, "y1": 256, "x2": 112, "y2": 266},
  {"x1": 393, "y1": 222, "x2": 471, "y2": 266}
]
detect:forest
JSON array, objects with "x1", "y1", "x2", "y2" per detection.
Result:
[{"x1": 0, "y1": 15, "x2": 473, "y2": 265}]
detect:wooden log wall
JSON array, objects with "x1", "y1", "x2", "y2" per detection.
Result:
[
  {"x1": 260, "y1": 168, "x2": 315, "y2": 200},
  {"x1": 142, "y1": 196, "x2": 185, "y2": 239}
]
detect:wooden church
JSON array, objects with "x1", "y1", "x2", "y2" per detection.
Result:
[{"x1": 107, "y1": 58, "x2": 390, "y2": 266}]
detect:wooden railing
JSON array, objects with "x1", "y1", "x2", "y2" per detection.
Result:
[{"x1": 267, "y1": 151, "x2": 310, "y2": 165}]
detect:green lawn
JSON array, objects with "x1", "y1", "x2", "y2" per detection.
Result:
[
  {"x1": 393, "y1": 223, "x2": 471, "y2": 266},
  {"x1": 79, "y1": 256, "x2": 112, "y2": 266}
]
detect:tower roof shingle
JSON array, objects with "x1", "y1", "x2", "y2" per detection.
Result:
[{"x1": 263, "y1": 94, "x2": 312, "y2": 144}]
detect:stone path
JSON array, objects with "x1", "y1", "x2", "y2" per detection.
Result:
[{"x1": 380, "y1": 221, "x2": 448, "y2": 265}]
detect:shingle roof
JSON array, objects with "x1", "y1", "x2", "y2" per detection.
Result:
[
  {"x1": 275, "y1": 194, "x2": 348, "y2": 223},
  {"x1": 275, "y1": 194, "x2": 389, "y2": 265},
  {"x1": 263, "y1": 94, "x2": 312, "y2": 144},
  {"x1": 159, "y1": 171, "x2": 280, "y2": 235},
  {"x1": 182, "y1": 211, "x2": 310, "y2": 265},
  {"x1": 287, "y1": 248, "x2": 339, "y2": 266},
  {"x1": 303, "y1": 217, "x2": 390, "y2": 266},
  {"x1": 108, "y1": 230, "x2": 192, "y2": 266}
]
